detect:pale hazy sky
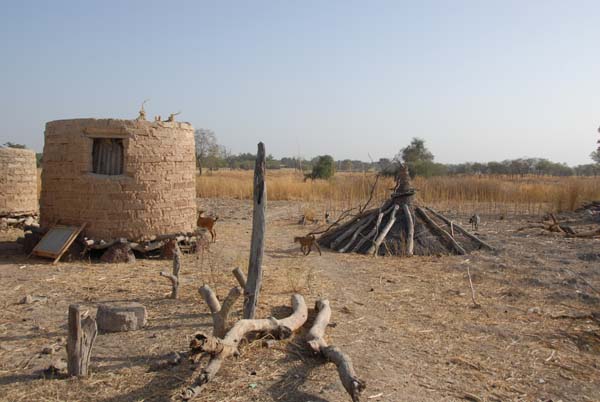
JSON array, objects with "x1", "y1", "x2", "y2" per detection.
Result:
[{"x1": 1, "y1": 0, "x2": 599, "y2": 165}]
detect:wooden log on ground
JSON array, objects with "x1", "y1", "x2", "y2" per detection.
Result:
[
  {"x1": 352, "y1": 210, "x2": 384, "y2": 252},
  {"x1": 160, "y1": 244, "x2": 182, "y2": 299},
  {"x1": 306, "y1": 299, "x2": 365, "y2": 402},
  {"x1": 416, "y1": 207, "x2": 466, "y2": 255},
  {"x1": 182, "y1": 294, "x2": 308, "y2": 400},
  {"x1": 338, "y1": 214, "x2": 376, "y2": 253},
  {"x1": 566, "y1": 228, "x2": 600, "y2": 238},
  {"x1": 368, "y1": 204, "x2": 399, "y2": 255},
  {"x1": 402, "y1": 204, "x2": 414, "y2": 256},
  {"x1": 199, "y1": 285, "x2": 242, "y2": 338},
  {"x1": 244, "y1": 142, "x2": 267, "y2": 319},
  {"x1": 67, "y1": 305, "x2": 97, "y2": 377},
  {"x1": 232, "y1": 267, "x2": 247, "y2": 288},
  {"x1": 425, "y1": 207, "x2": 494, "y2": 250},
  {"x1": 331, "y1": 216, "x2": 371, "y2": 249}
]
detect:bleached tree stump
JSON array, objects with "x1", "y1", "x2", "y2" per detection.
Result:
[
  {"x1": 67, "y1": 304, "x2": 97, "y2": 377},
  {"x1": 199, "y1": 285, "x2": 241, "y2": 338}
]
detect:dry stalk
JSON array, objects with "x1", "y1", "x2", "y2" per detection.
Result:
[{"x1": 466, "y1": 266, "x2": 481, "y2": 308}]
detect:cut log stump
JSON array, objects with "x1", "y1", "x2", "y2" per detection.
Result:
[
  {"x1": 67, "y1": 304, "x2": 97, "y2": 377},
  {"x1": 96, "y1": 302, "x2": 147, "y2": 333}
]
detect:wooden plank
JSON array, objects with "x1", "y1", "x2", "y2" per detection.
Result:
[
  {"x1": 52, "y1": 223, "x2": 86, "y2": 264},
  {"x1": 31, "y1": 223, "x2": 86, "y2": 263}
]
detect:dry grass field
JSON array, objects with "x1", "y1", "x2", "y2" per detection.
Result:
[
  {"x1": 197, "y1": 169, "x2": 600, "y2": 216},
  {"x1": 3, "y1": 171, "x2": 599, "y2": 402}
]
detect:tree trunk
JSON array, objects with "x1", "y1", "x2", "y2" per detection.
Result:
[{"x1": 244, "y1": 142, "x2": 266, "y2": 319}]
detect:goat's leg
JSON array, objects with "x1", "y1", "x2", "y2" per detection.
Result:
[{"x1": 313, "y1": 242, "x2": 322, "y2": 256}]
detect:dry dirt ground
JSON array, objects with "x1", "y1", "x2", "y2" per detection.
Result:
[{"x1": 1, "y1": 199, "x2": 599, "y2": 402}]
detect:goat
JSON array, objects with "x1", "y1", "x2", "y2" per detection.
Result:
[
  {"x1": 294, "y1": 234, "x2": 321, "y2": 256},
  {"x1": 469, "y1": 214, "x2": 480, "y2": 230},
  {"x1": 197, "y1": 210, "x2": 219, "y2": 242}
]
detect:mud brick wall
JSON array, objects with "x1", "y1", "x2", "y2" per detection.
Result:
[
  {"x1": 40, "y1": 118, "x2": 197, "y2": 241},
  {"x1": 0, "y1": 147, "x2": 39, "y2": 217}
]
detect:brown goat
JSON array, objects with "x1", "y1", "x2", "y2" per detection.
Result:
[
  {"x1": 197, "y1": 210, "x2": 219, "y2": 242},
  {"x1": 294, "y1": 234, "x2": 321, "y2": 256}
]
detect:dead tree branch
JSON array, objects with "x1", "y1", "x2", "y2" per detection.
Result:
[
  {"x1": 160, "y1": 244, "x2": 182, "y2": 299},
  {"x1": 306, "y1": 299, "x2": 365, "y2": 402},
  {"x1": 232, "y1": 267, "x2": 247, "y2": 288},
  {"x1": 199, "y1": 285, "x2": 242, "y2": 338},
  {"x1": 182, "y1": 294, "x2": 308, "y2": 400},
  {"x1": 466, "y1": 266, "x2": 481, "y2": 308},
  {"x1": 244, "y1": 142, "x2": 267, "y2": 319}
]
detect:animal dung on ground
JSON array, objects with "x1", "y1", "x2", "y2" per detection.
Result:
[
  {"x1": 96, "y1": 302, "x2": 147, "y2": 333},
  {"x1": 318, "y1": 165, "x2": 494, "y2": 256}
]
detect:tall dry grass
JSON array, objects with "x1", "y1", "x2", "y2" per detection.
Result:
[{"x1": 197, "y1": 169, "x2": 600, "y2": 215}]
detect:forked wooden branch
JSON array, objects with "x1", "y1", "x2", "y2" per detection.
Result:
[
  {"x1": 306, "y1": 299, "x2": 365, "y2": 402},
  {"x1": 67, "y1": 305, "x2": 97, "y2": 377},
  {"x1": 232, "y1": 267, "x2": 247, "y2": 288},
  {"x1": 160, "y1": 244, "x2": 182, "y2": 299},
  {"x1": 199, "y1": 285, "x2": 241, "y2": 338},
  {"x1": 181, "y1": 294, "x2": 308, "y2": 400}
]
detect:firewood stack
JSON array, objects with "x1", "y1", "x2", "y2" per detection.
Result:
[{"x1": 318, "y1": 165, "x2": 493, "y2": 256}]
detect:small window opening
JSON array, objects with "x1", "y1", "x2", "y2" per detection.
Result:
[{"x1": 92, "y1": 138, "x2": 124, "y2": 175}]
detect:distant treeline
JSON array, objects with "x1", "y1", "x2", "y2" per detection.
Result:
[{"x1": 199, "y1": 154, "x2": 600, "y2": 177}]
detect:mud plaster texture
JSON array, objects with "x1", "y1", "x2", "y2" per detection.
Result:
[
  {"x1": 40, "y1": 118, "x2": 196, "y2": 241},
  {"x1": 0, "y1": 147, "x2": 38, "y2": 217}
]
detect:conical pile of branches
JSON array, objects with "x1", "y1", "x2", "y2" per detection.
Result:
[{"x1": 318, "y1": 165, "x2": 493, "y2": 256}]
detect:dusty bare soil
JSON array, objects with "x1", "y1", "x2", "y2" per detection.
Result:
[{"x1": 1, "y1": 199, "x2": 599, "y2": 402}]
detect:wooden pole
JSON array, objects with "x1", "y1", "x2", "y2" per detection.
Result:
[
  {"x1": 368, "y1": 204, "x2": 399, "y2": 255},
  {"x1": 402, "y1": 204, "x2": 414, "y2": 256},
  {"x1": 67, "y1": 304, "x2": 97, "y2": 377},
  {"x1": 244, "y1": 142, "x2": 266, "y2": 319}
]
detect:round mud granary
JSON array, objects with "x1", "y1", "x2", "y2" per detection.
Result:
[
  {"x1": 0, "y1": 147, "x2": 38, "y2": 217},
  {"x1": 40, "y1": 119, "x2": 197, "y2": 241}
]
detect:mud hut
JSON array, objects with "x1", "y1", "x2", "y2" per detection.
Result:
[
  {"x1": 318, "y1": 165, "x2": 493, "y2": 256},
  {"x1": 40, "y1": 118, "x2": 197, "y2": 241},
  {"x1": 0, "y1": 147, "x2": 38, "y2": 218}
]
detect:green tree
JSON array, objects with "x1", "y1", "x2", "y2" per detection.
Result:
[
  {"x1": 305, "y1": 155, "x2": 335, "y2": 180},
  {"x1": 399, "y1": 138, "x2": 433, "y2": 165},
  {"x1": 392, "y1": 138, "x2": 436, "y2": 178}
]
